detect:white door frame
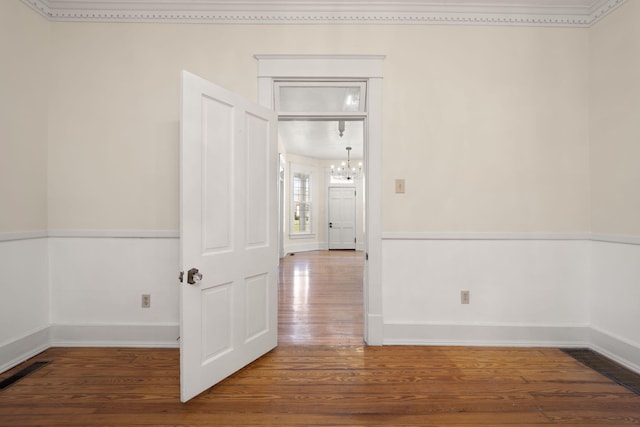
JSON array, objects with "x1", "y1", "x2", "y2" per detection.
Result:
[
  {"x1": 278, "y1": 153, "x2": 286, "y2": 259},
  {"x1": 255, "y1": 55, "x2": 384, "y2": 345}
]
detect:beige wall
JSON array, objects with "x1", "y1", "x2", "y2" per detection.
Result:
[
  {"x1": 383, "y1": 26, "x2": 589, "y2": 232},
  {"x1": 590, "y1": 0, "x2": 640, "y2": 235},
  {"x1": 45, "y1": 21, "x2": 590, "y2": 233},
  {"x1": 0, "y1": 1, "x2": 49, "y2": 232}
]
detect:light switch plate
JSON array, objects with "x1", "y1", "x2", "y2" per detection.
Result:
[{"x1": 461, "y1": 290, "x2": 470, "y2": 304}]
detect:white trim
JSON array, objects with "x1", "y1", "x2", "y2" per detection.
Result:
[
  {"x1": 364, "y1": 76, "x2": 383, "y2": 345},
  {"x1": 256, "y1": 55, "x2": 384, "y2": 79},
  {"x1": 4, "y1": 324, "x2": 638, "y2": 376},
  {"x1": 382, "y1": 231, "x2": 590, "y2": 241},
  {"x1": 383, "y1": 322, "x2": 640, "y2": 374},
  {"x1": 0, "y1": 326, "x2": 50, "y2": 374},
  {"x1": 0, "y1": 230, "x2": 48, "y2": 242},
  {"x1": 0, "y1": 323, "x2": 180, "y2": 373},
  {"x1": 256, "y1": 54, "x2": 384, "y2": 346},
  {"x1": 383, "y1": 322, "x2": 590, "y2": 348},
  {"x1": 20, "y1": 0, "x2": 626, "y2": 27},
  {"x1": 50, "y1": 323, "x2": 180, "y2": 348},
  {"x1": 284, "y1": 242, "x2": 366, "y2": 254},
  {"x1": 366, "y1": 314, "x2": 384, "y2": 345},
  {"x1": 5, "y1": 230, "x2": 638, "y2": 244},
  {"x1": 589, "y1": 326, "x2": 640, "y2": 374},
  {"x1": 1, "y1": 230, "x2": 179, "y2": 241},
  {"x1": 589, "y1": 0, "x2": 627, "y2": 25},
  {"x1": 288, "y1": 233, "x2": 316, "y2": 240},
  {"x1": 285, "y1": 241, "x2": 327, "y2": 255},
  {"x1": 591, "y1": 233, "x2": 640, "y2": 246},
  {"x1": 48, "y1": 229, "x2": 179, "y2": 239},
  {"x1": 382, "y1": 231, "x2": 640, "y2": 246}
]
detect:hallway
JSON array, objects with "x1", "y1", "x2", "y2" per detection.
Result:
[{"x1": 278, "y1": 250, "x2": 364, "y2": 346}]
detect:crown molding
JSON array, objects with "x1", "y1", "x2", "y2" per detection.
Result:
[{"x1": 20, "y1": 0, "x2": 626, "y2": 27}]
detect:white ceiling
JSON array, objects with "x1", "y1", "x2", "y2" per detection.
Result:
[
  {"x1": 23, "y1": 0, "x2": 625, "y2": 26},
  {"x1": 278, "y1": 120, "x2": 364, "y2": 161}
]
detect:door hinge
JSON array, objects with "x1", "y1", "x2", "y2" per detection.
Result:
[
  {"x1": 354, "y1": 238, "x2": 357, "y2": 243},
  {"x1": 178, "y1": 271, "x2": 184, "y2": 283}
]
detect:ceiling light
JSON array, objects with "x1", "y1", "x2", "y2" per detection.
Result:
[
  {"x1": 331, "y1": 146, "x2": 362, "y2": 181},
  {"x1": 338, "y1": 120, "x2": 345, "y2": 138}
]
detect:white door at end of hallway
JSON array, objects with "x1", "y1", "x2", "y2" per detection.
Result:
[{"x1": 328, "y1": 187, "x2": 356, "y2": 250}]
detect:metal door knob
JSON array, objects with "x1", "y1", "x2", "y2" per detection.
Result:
[{"x1": 187, "y1": 268, "x2": 203, "y2": 285}]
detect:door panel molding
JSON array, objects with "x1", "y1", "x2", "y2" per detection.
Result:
[{"x1": 180, "y1": 71, "x2": 278, "y2": 402}]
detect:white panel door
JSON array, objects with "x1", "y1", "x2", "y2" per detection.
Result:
[
  {"x1": 328, "y1": 187, "x2": 357, "y2": 250},
  {"x1": 180, "y1": 71, "x2": 278, "y2": 402}
]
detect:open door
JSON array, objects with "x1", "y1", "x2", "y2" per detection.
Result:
[{"x1": 179, "y1": 71, "x2": 278, "y2": 402}]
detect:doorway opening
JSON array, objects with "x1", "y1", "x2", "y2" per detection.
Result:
[
  {"x1": 275, "y1": 88, "x2": 367, "y2": 345},
  {"x1": 256, "y1": 55, "x2": 385, "y2": 345},
  {"x1": 278, "y1": 117, "x2": 365, "y2": 256}
]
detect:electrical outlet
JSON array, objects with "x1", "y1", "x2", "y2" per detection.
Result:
[
  {"x1": 461, "y1": 290, "x2": 470, "y2": 304},
  {"x1": 141, "y1": 294, "x2": 151, "y2": 308}
]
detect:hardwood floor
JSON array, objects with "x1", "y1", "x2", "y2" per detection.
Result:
[
  {"x1": 1, "y1": 250, "x2": 639, "y2": 426},
  {"x1": 278, "y1": 250, "x2": 364, "y2": 346}
]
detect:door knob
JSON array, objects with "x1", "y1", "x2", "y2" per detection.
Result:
[
  {"x1": 187, "y1": 268, "x2": 203, "y2": 285},
  {"x1": 329, "y1": 222, "x2": 333, "y2": 228}
]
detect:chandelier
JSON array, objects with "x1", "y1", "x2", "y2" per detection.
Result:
[{"x1": 331, "y1": 146, "x2": 362, "y2": 181}]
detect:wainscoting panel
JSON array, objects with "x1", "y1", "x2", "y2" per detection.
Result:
[
  {"x1": 590, "y1": 240, "x2": 640, "y2": 373},
  {"x1": 0, "y1": 237, "x2": 49, "y2": 372},
  {"x1": 381, "y1": 235, "x2": 591, "y2": 346},
  {"x1": 49, "y1": 236, "x2": 180, "y2": 327}
]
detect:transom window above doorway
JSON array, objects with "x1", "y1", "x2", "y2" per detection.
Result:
[{"x1": 275, "y1": 82, "x2": 367, "y2": 113}]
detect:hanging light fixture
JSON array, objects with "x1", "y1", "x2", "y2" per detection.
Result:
[{"x1": 331, "y1": 146, "x2": 362, "y2": 181}]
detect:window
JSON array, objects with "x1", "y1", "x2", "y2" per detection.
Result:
[
  {"x1": 291, "y1": 170, "x2": 312, "y2": 235},
  {"x1": 275, "y1": 82, "x2": 367, "y2": 113}
]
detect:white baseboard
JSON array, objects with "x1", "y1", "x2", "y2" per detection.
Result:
[
  {"x1": 383, "y1": 322, "x2": 590, "y2": 348},
  {"x1": 50, "y1": 323, "x2": 180, "y2": 348},
  {"x1": 284, "y1": 241, "x2": 327, "y2": 254},
  {"x1": 382, "y1": 322, "x2": 640, "y2": 374},
  {"x1": 0, "y1": 326, "x2": 51, "y2": 373},
  {"x1": 3, "y1": 323, "x2": 639, "y2": 377},
  {"x1": 0, "y1": 323, "x2": 180, "y2": 374},
  {"x1": 284, "y1": 242, "x2": 366, "y2": 254},
  {"x1": 365, "y1": 314, "x2": 384, "y2": 345},
  {"x1": 589, "y1": 326, "x2": 640, "y2": 374}
]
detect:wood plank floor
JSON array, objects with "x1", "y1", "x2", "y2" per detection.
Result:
[{"x1": 1, "y1": 250, "x2": 639, "y2": 426}]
